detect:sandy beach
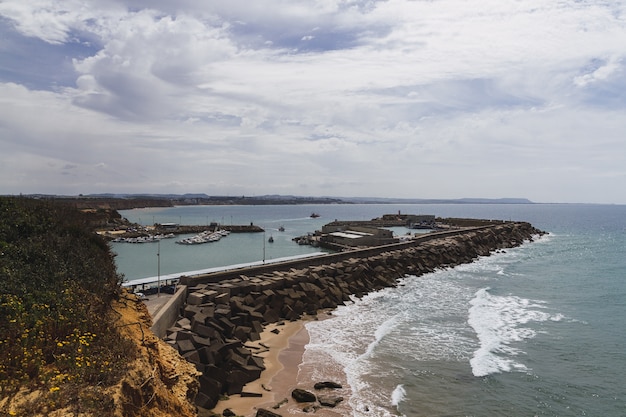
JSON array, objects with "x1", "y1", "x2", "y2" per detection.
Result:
[{"x1": 207, "y1": 315, "x2": 348, "y2": 417}]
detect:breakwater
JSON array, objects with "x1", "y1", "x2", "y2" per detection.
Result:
[{"x1": 160, "y1": 221, "x2": 543, "y2": 409}]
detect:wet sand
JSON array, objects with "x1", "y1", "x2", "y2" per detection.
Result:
[{"x1": 209, "y1": 315, "x2": 347, "y2": 417}]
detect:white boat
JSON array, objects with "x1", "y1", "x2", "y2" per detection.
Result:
[{"x1": 175, "y1": 229, "x2": 229, "y2": 245}]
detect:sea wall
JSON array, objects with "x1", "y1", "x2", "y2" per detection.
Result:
[
  {"x1": 178, "y1": 225, "x2": 500, "y2": 286},
  {"x1": 162, "y1": 221, "x2": 543, "y2": 409},
  {"x1": 151, "y1": 285, "x2": 188, "y2": 338}
]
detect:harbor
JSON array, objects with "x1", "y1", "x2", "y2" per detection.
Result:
[
  {"x1": 146, "y1": 220, "x2": 543, "y2": 411},
  {"x1": 109, "y1": 204, "x2": 526, "y2": 285}
]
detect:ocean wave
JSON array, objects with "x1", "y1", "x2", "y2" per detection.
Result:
[
  {"x1": 468, "y1": 287, "x2": 560, "y2": 377},
  {"x1": 391, "y1": 384, "x2": 406, "y2": 407}
]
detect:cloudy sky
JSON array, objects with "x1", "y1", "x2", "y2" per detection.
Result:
[{"x1": 1, "y1": 0, "x2": 625, "y2": 203}]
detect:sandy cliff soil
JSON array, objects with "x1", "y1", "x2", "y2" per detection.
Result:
[
  {"x1": 108, "y1": 295, "x2": 200, "y2": 417},
  {"x1": 1, "y1": 293, "x2": 200, "y2": 417}
]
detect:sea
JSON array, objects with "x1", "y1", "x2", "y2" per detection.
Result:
[{"x1": 113, "y1": 203, "x2": 626, "y2": 416}]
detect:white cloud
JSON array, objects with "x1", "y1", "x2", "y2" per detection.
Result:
[
  {"x1": 574, "y1": 56, "x2": 623, "y2": 87},
  {"x1": 1, "y1": 0, "x2": 626, "y2": 202}
]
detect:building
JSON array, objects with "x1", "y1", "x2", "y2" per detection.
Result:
[
  {"x1": 319, "y1": 225, "x2": 399, "y2": 249},
  {"x1": 159, "y1": 222, "x2": 180, "y2": 231}
]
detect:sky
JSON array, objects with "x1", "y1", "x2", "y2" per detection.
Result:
[{"x1": 1, "y1": 1, "x2": 625, "y2": 204}]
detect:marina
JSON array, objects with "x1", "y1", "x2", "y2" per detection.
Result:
[{"x1": 111, "y1": 205, "x2": 444, "y2": 282}]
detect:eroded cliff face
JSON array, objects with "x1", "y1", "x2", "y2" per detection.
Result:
[
  {"x1": 1, "y1": 293, "x2": 200, "y2": 417},
  {"x1": 107, "y1": 294, "x2": 201, "y2": 417}
]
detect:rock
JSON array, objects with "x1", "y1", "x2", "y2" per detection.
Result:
[
  {"x1": 313, "y1": 381, "x2": 343, "y2": 390},
  {"x1": 176, "y1": 338, "x2": 196, "y2": 354},
  {"x1": 291, "y1": 388, "x2": 316, "y2": 403},
  {"x1": 226, "y1": 370, "x2": 251, "y2": 395},
  {"x1": 302, "y1": 405, "x2": 321, "y2": 413},
  {"x1": 271, "y1": 398, "x2": 288, "y2": 409},
  {"x1": 241, "y1": 391, "x2": 263, "y2": 397},
  {"x1": 195, "y1": 392, "x2": 215, "y2": 409},
  {"x1": 223, "y1": 409, "x2": 236, "y2": 417},
  {"x1": 256, "y1": 408, "x2": 282, "y2": 417},
  {"x1": 318, "y1": 395, "x2": 344, "y2": 407}
]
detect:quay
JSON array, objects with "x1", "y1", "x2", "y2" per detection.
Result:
[{"x1": 122, "y1": 252, "x2": 326, "y2": 291}]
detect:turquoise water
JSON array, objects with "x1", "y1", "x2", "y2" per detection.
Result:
[
  {"x1": 302, "y1": 204, "x2": 626, "y2": 416},
  {"x1": 113, "y1": 205, "x2": 332, "y2": 280},
  {"x1": 115, "y1": 203, "x2": 626, "y2": 416}
]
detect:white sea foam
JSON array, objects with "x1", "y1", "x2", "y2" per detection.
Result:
[
  {"x1": 391, "y1": 384, "x2": 406, "y2": 407},
  {"x1": 468, "y1": 287, "x2": 558, "y2": 377},
  {"x1": 305, "y1": 269, "x2": 478, "y2": 417}
]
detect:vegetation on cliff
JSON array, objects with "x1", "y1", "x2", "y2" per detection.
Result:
[{"x1": 0, "y1": 197, "x2": 199, "y2": 416}]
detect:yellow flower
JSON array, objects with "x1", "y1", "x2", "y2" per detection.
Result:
[{"x1": 49, "y1": 386, "x2": 60, "y2": 393}]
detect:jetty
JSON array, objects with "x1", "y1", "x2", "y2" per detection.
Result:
[{"x1": 146, "y1": 219, "x2": 544, "y2": 410}]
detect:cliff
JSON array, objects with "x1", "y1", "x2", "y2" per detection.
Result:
[
  {"x1": 1, "y1": 293, "x2": 200, "y2": 417},
  {"x1": 107, "y1": 293, "x2": 200, "y2": 417},
  {"x1": 0, "y1": 197, "x2": 200, "y2": 417}
]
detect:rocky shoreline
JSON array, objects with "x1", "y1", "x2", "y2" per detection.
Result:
[{"x1": 162, "y1": 221, "x2": 544, "y2": 414}]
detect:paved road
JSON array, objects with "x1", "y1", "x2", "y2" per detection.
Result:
[{"x1": 141, "y1": 293, "x2": 174, "y2": 317}]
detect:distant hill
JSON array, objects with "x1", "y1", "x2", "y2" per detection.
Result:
[
  {"x1": 81, "y1": 194, "x2": 533, "y2": 204},
  {"x1": 339, "y1": 197, "x2": 534, "y2": 204},
  {"x1": 18, "y1": 194, "x2": 534, "y2": 210}
]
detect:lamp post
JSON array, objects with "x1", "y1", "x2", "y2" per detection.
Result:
[{"x1": 157, "y1": 240, "x2": 161, "y2": 297}]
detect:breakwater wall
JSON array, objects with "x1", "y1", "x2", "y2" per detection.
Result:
[
  {"x1": 176, "y1": 224, "x2": 501, "y2": 287},
  {"x1": 161, "y1": 221, "x2": 543, "y2": 409}
]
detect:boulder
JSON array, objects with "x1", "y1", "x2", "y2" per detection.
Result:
[
  {"x1": 192, "y1": 322, "x2": 215, "y2": 338},
  {"x1": 256, "y1": 409, "x2": 282, "y2": 417},
  {"x1": 291, "y1": 388, "x2": 316, "y2": 403},
  {"x1": 197, "y1": 375, "x2": 221, "y2": 409},
  {"x1": 195, "y1": 392, "x2": 215, "y2": 409},
  {"x1": 318, "y1": 395, "x2": 344, "y2": 407},
  {"x1": 226, "y1": 369, "x2": 251, "y2": 395},
  {"x1": 314, "y1": 381, "x2": 343, "y2": 390},
  {"x1": 176, "y1": 338, "x2": 196, "y2": 354},
  {"x1": 182, "y1": 349, "x2": 201, "y2": 364}
]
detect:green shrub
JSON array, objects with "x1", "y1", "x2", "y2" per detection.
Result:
[{"x1": 0, "y1": 197, "x2": 131, "y2": 396}]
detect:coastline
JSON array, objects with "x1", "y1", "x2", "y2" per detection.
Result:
[
  {"x1": 208, "y1": 314, "x2": 347, "y2": 417},
  {"x1": 206, "y1": 320, "x2": 304, "y2": 416},
  {"x1": 169, "y1": 221, "x2": 543, "y2": 414}
]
